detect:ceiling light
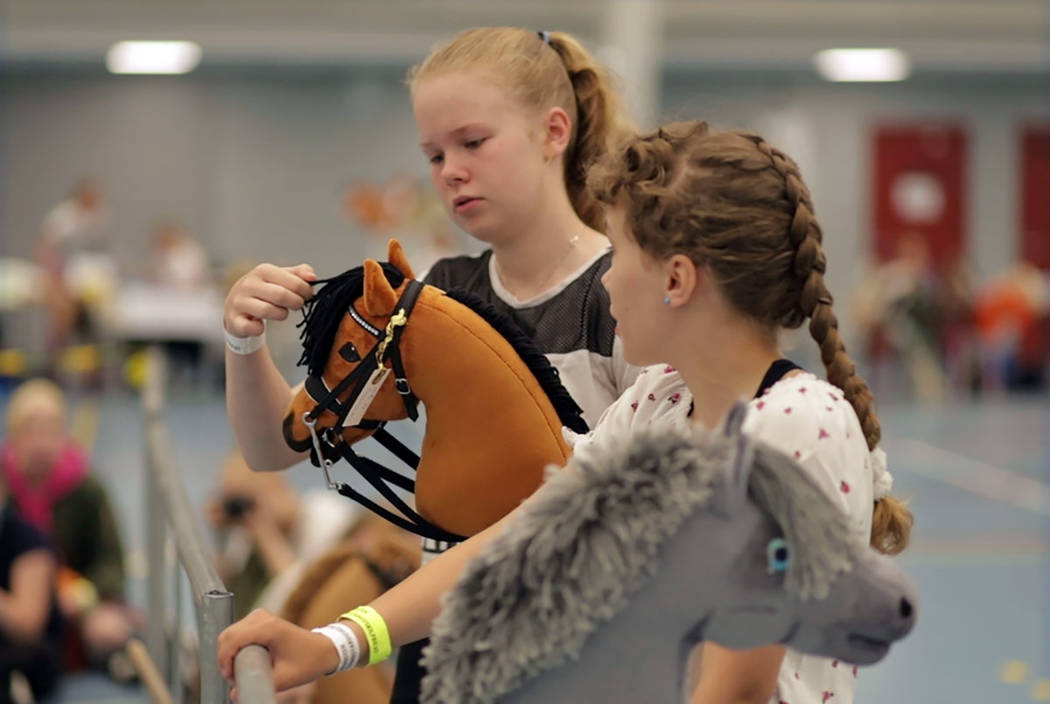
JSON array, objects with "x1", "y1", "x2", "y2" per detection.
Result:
[
  {"x1": 106, "y1": 41, "x2": 202, "y2": 75},
  {"x1": 814, "y1": 48, "x2": 910, "y2": 82}
]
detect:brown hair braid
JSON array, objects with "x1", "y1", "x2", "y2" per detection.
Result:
[
  {"x1": 408, "y1": 27, "x2": 633, "y2": 231},
  {"x1": 590, "y1": 121, "x2": 912, "y2": 554}
]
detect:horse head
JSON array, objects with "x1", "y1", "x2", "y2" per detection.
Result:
[
  {"x1": 695, "y1": 422, "x2": 916, "y2": 665},
  {"x1": 283, "y1": 239, "x2": 422, "y2": 463},
  {"x1": 421, "y1": 402, "x2": 917, "y2": 703},
  {"x1": 282, "y1": 239, "x2": 587, "y2": 540}
]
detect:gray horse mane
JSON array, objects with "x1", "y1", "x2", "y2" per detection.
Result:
[{"x1": 420, "y1": 420, "x2": 857, "y2": 703}]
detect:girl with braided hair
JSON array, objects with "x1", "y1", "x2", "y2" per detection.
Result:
[
  {"x1": 219, "y1": 121, "x2": 911, "y2": 704},
  {"x1": 585, "y1": 121, "x2": 912, "y2": 703}
]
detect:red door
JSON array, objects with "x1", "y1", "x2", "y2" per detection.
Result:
[
  {"x1": 1020, "y1": 125, "x2": 1050, "y2": 269},
  {"x1": 873, "y1": 124, "x2": 968, "y2": 268}
]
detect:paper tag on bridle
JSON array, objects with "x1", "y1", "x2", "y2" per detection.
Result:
[{"x1": 341, "y1": 367, "x2": 391, "y2": 428}]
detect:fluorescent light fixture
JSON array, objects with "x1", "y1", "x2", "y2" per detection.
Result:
[
  {"x1": 814, "y1": 48, "x2": 910, "y2": 82},
  {"x1": 106, "y1": 41, "x2": 202, "y2": 74}
]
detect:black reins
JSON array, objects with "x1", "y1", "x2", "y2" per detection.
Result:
[{"x1": 300, "y1": 279, "x2": 467, "y2": 543}]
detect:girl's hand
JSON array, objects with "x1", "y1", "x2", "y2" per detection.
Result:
[
  {"x1": 217, "y1": 609, "x2": 338, "y2": 700},
  {"x1": 223, "y1": 263, "x2": 317, "y2": 337}
]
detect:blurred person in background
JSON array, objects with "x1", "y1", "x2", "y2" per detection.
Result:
[
  {"x1": 934, "y1": 252, "x2": 981, "y2": 395},
  {"x1": 0, "y1": 472, "x2": 63, "y2": 704},
  {"x1": 0, "y1": 379, "x2": 138, "y2": 680},
  {"x1": 852, "y1": 232, "x2": 946, "y2": 400},
  {"x1": 974, "y1": 257, "x2": 1049, "y2": 392},
  {"x1": 148, "y1": 219, "x2": 217, "y2": 382},
  {"x1": 149, "y1": 219, "x2": 212, "y2": 292},
  {"x1": 207, "y1": 451, "x2": 364, "y2": 621},
  {"x1": 221, "y1": 27, "x2": 640, "y2": 701},
  {"x1": 34, "y1": 179, "x2": 115, "y2": 363}
]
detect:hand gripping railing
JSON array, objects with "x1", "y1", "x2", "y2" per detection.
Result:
[{"x1": 141, "y1": 346, "x2": 276, "y2": 704}]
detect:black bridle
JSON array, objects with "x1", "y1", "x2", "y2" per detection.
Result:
[{"x1": 301, "y1": 279, "x2": 466, "y2": 543}]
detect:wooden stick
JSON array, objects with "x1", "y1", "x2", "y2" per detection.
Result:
[{"x1": 125, "y1": 637, "x2": 176, "y2": 704}]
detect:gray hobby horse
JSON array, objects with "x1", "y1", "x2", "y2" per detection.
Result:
[{"x1": 420, "y1": 402, "x2": 917, "y2": 703}]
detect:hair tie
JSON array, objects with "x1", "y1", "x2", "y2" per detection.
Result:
[
  {"x1": 870, "y1": 447, "x2": 894, "y2": 501},
  {"x1": 537, "y1": 30, "x2": 551, "y2": 45}
]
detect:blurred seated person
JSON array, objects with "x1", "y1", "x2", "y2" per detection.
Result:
[
  {"x1": 974, "y1": 259, "x2": 1050, "y2": 391},
  {"x1": 150, "y1": 220, "x2": 212, "y2": 292},
  {"x1": 36, "y1": 179, "x2": 107, "y2": 277},
  {"x1": 148, "y1": 220, "x2": 216, "y2": 381},
  {"x1": 0, "y1": 379, "x2": 137, "y2": 675},
  {"x1": 208, "y1": 452, "x2": 364, "y2": 621},
  {"x1": 0, "y1": 475, "x2": 63, "y2": 704},
  {"x1": 34, "y1": 179, "x2": 114, "y2": 358}
]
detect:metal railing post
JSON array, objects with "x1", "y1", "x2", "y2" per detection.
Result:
[
  {"x1": 199, "y1": 590, "x2": 234, "y2": 704},
  {"x1": 141, "y1": 346, "x2": 275, "y2": 703},
  {"x1": 144, "y1": 352, "x2": 170, "y2": 684},
  {"x1": 171, "y1": 566, "x2": 184, "y2": 704}
]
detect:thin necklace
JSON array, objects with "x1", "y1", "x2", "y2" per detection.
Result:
[{"x1": 494, "y1": 234, "x2": 581, "y2": 297}]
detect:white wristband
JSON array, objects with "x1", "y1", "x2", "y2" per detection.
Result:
[
  {"x1": 311, "y1": 622, "x2": 361, "y2": 674},
  {"x1": 224, "y1": 324, "x2": 266, "y2": 355}
]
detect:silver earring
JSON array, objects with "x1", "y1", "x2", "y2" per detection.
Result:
[{"x1": 663, "y1": 296, "x2": 671, "y2": 305}]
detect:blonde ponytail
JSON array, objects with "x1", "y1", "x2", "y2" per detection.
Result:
[{"x1": 546, "y1": 32, "x2": 633, "y2": 230}]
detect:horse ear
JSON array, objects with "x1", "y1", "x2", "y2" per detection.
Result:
[
  {"x1": 713, "y1": 399, "x2": 754, "y2": 516},
  {"x1": 730, "y1": 430, "x2": 755, "y2": 500},
  {"x1": 387, "y1": 239, "x2": 415, "y2": 280},
  {"x1": 723, "y1": 398, "x2": 749, "y2": 436},
  {"x1": 363, "y1": 259, "x2": 398, "y2": 316}
]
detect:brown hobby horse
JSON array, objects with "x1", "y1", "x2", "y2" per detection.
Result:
[{"x1": 282, "y1": 239, "x2": 588, "y2": 541}]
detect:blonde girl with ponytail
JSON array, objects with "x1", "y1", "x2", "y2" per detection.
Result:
[{"x1": 221, "y1": 27, "x2": 640, "y2": 701}]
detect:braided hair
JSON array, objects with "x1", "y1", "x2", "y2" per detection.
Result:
[{"x1": 589, "y1": 121, "x2": 912, "y2": 554}]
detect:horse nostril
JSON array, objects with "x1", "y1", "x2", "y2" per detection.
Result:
[{"x1": 899, "y1": 597, "x2": 913, "y2": 619}]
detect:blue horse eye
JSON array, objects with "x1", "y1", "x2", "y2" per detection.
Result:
[{"x1": 767, "y1": 537, "x2": 791, "y2": 574}]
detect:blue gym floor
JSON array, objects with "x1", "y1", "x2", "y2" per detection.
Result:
[{"x1": 4, "y1": 383, "x2": 1046, "y2": 703}]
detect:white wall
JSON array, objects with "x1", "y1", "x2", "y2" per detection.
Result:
[
  {"x1": 0, "y1": 67, "x2": 426, "y2": 277},
  {"x1": 2, "y1": 67, "x2": 1046, "y2": 309}
]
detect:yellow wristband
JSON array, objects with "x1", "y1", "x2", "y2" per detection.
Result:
[{"x1": 340, "y1": 606, "x2": 392, "y2": 666}]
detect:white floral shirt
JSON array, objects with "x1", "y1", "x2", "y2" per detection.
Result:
[{"x1": 567, "y1": 363, "x2": 890, "y2": 704}]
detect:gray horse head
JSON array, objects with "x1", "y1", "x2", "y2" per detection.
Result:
[{"x1": 421, "y1": 401, "x2": 917, "y2": 703}]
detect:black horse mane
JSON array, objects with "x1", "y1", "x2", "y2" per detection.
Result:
[
  {"x1": 296, "y1": 264, "x2": 589, "y2": 434},
  {"x1": 297, "y1": 263, "x2": 406, "y2": 376},
  {"x1": 443, "y1": 288, "x2": 588, "y2": 434}
]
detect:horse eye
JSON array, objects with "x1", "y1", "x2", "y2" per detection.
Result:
[
  {"x1": 766, "y1": 537, "x2": 791, "y2": 574},
  {"x1": 339, "y1": 342, "x2": 361, "y2": 362}
]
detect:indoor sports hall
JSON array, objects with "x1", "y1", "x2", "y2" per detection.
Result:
[{"x1": 0, "y1": 2, "x2": 1046, "y2": 702}]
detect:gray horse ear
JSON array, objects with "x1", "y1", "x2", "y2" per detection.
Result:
[
  {"x1": 714, "y1": 399, "x2": 754, "y2": 515},
  {"x1": 723, "y1": 398, "x2": 749, "y2": 436}
]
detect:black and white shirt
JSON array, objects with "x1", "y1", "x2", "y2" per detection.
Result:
[{"x1": 424, "y1": 248, "x2": 639, "y2": 428}]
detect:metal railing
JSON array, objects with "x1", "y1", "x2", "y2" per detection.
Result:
[{"x1": 142, "y1": 346, "x2": 276, "y2": 703}]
